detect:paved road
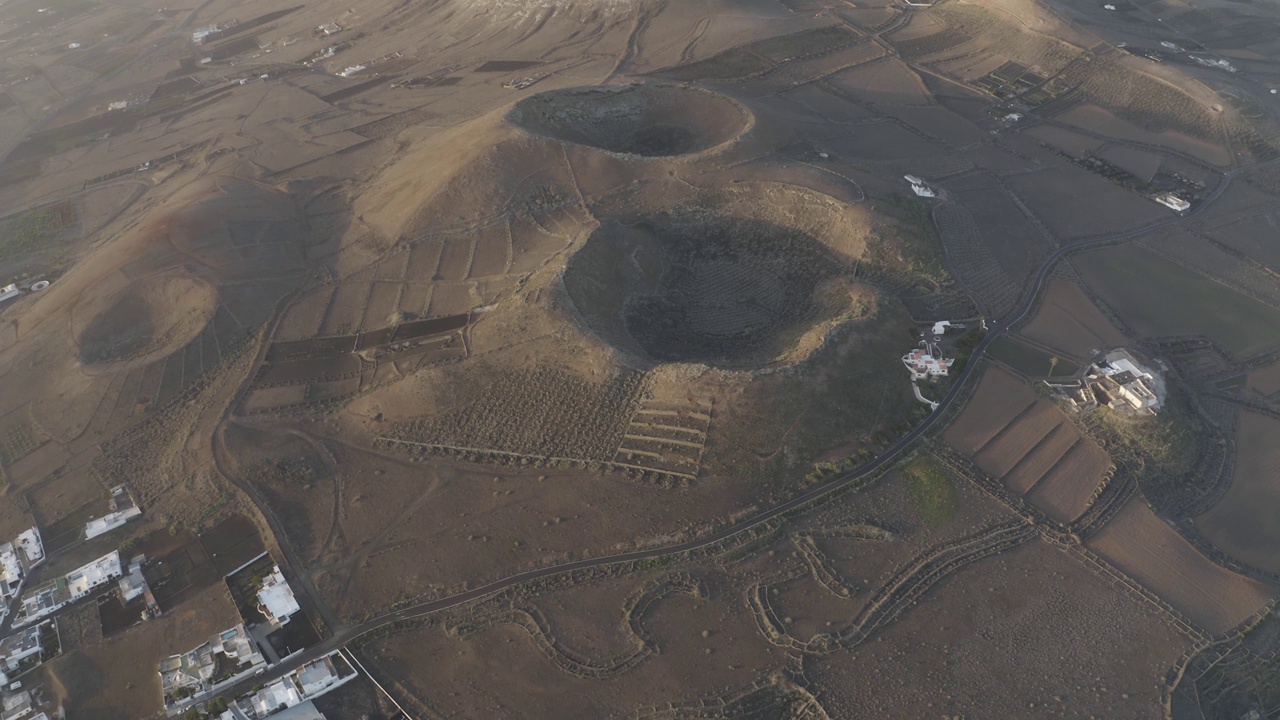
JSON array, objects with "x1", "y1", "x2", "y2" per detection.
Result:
[{"x1": 207, "y1": 152, "x2": 1280, "y2": 709}]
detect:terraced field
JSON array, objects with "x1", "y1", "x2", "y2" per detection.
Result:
[{"x1": 944, "y1": 366, "x2": 1111, "y2": 522}]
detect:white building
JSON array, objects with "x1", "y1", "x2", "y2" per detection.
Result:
[
  {"x1": 0, "y1": 621, "x2": 51, "y2": 683},
  {"x1": 160, "y1": 624, "x2": 267, "y2": 709},
  {"x1": 118, "y1": 555, "x2": 148, "y2": 603},
  {"x1": 1092, "y1": 350, "x2": 1162, "y2": 412},
  {"x1": 66, "y1": 552, "x2": 123, "y2": 598},
  {"x1": 930, "y1": 320, "x2": 965, "y2": 337},
  {"x1": 1, "y1": 528, "x2": 45, "y2": 614},
  {"x1": 250, "y1": 677, "x2": 304, "y2": 717},
  {"x1": 902, "y1": 343, "x2": 954, "y2": 380},
  {"x1": 85, "y1": 486, "x2": 142, "y2": 540},
  {"x1": 16, "y1": 529, "x2": 43, "y2": 568},
  {"x1": 239, "y1": 652, "x2": 355, "y2": 719},
  {"x1": 0, "y1": 544, "x2": 20, "y2": 601},
  {"x1": 2, "y1": 690, "x2": 33, "y2": 720},
  {"x1": 192, "y1": 25, "x2": 220, "y2": 43},
  {"x1": 15, "y1": 551, "x2": 123, "y2": 627},
  {"x1": 1153, "y1": 192, "x2": 1190, "y2": 212},
  {"x1": 85, "y1": 506, "x2": 141, "y2": 539},
  {"x1": 904, "y1": 174, "x2": 936, "y2": 198},
  {"x1": 257, "y1": 566, "x2": 301, "y2": 625}
]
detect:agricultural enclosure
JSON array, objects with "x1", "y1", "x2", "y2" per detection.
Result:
[
  {"x1": 944, "y1": 366, "x2": 1111, "y2": 522},
  {"x1": 1197, "y1": 411, "x2": 1280, "y2": 574},
  {"x1": 1073, "y1": 243, "x2": 1280, "y2": 356},
  {"x1": 1019, "y1": 280, "x2": 1127, "y2": 359},
  {"x1": 1087, "y1": 497, "x2": 1272, "y2": 634}
]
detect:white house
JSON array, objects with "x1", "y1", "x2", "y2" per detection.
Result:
[
  {"x1": 257, "y1": 566, "x2": 301, "y2": 626},
  {"x1": 902, "y1": 343, "x2": 954, "y2": 380}
]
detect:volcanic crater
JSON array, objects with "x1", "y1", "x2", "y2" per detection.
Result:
[
  {"x1": 510, "y1": 83, "x2": 750, "y2": 157},
  {"x1": 563, "y1": 187, "x2": 869, "y2": 369}
]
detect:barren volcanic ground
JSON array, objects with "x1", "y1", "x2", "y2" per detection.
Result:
[{"x1": 2, "y1": 0, "x2": 1280, "y2": 718}]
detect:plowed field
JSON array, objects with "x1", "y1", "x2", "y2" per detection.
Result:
[
  {"x1": 1020, "y1": 280, "x2": 1127, "y2": 359},
  {"x1": 1088, "y1": 497, "x2": 1272, "y2": 634}
]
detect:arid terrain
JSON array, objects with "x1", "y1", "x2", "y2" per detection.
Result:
[{"x1": 1, "y1": 0, "x2": 1279, "y2": 717}]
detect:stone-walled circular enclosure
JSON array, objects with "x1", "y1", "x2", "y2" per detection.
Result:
[
  {"x1": 563, "y1": 186, "x2": 868, "y2": 369},
  {"x1": 510, "y1": 84, "x2": 750, "y2": 157}
]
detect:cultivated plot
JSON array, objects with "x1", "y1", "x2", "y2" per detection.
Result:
[
  {"x1": 1197, "y1": 411, "x2": 1280, "y2": 574},
  {"x1": 1087, "y1": 496, "x2": 1272, "y2": 634},
  {"x1": 1073, "y1": 243, "x2": 1280, "y2": 356}
]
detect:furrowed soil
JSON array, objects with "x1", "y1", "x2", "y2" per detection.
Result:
[
  {"x1": 1087, "y1": 496, "x2": 1272, "y2": 634},
  {"x1": 1019, "y1": 279, "x2": 1127, "y2": 359}
]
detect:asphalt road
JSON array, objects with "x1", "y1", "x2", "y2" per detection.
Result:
[{"x1": 207, "y1": 153, "x2": 1280, "y2": 709}]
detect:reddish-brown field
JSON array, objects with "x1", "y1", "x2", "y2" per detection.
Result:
[
  {"x1": 1001, "y1": 423, "x2": 1078, "y2": 495},
  {"x1": 973, "y1": 402, "x2": 1064, "y2": 477},
  {"x1": 1197, "y1": 411, "x2": 1280, "y2": 574},
  {"x1": 1020, "y1": 280, "x2": 1128, "y2": 359},
  {"x1": 1246, "y1": 362, "x2": 1280, "y2": 399},
  {"x1": 1087, "y1": 496, "x2": 1273, "y2": 634},
  {"x1": 1024, "y1": 440, "x2": 1111, "y2": 523},
  {"x1": 943, "y1": 366, "x2": 1038, "y2": 454},
  {"x1": 946, "y1": 366, "x2": 1108, "y2": 521}
]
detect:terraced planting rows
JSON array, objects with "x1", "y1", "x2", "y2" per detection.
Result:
[
  {"x1": 612, "y1": 398, "x2": 713, "y2": 481},
  {"x1": 389, "y1": 368, "x2": 658, "y2": 475},
  {"x1": 932, "y1": 203, "x2": 1021, "y2": 320}
]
